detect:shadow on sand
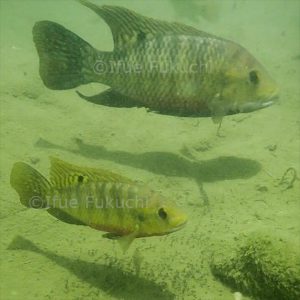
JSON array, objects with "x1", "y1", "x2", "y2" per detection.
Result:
[
  {"x1": 8, "y1": 236, "x2": 175, "y2": 300},
  {"x1": 35, "y1": 138, "x2": 261, "y2": 183}
]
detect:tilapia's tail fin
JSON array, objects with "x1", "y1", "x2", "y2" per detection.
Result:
[
  {"x1": 32, "y1": 21, "x2": 98, "y2": 90},
  {"x1": 10, "y1": 162, "x2": 51, "y2": 208}
]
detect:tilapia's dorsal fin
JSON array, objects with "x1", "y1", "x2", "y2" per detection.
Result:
[
  {"x1": 78, "y1": 0, "x2": 212, "y2": 49},
  {"x1": 49, "y1": 157, "x2": 132, "y2": 188}
]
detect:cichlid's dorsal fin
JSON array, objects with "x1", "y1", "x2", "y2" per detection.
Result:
[
  {"x1": 78, "y1": 0, "x2": 214, "y2": 50},
  {"x1": 49, "y1": 157, "x2": 133, "y2": 188}
]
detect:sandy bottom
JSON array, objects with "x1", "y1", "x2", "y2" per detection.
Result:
[{"x1": 0, "y1": 1, "x2": 299, "y2": 299}]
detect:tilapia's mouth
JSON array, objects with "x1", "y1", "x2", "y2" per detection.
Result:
[
  {"x1": 239, "y1": 99, "x2": 274, "y2": 113},
  {"x1": 237, "y1": 91, "x2": 279, "y2": 114}
]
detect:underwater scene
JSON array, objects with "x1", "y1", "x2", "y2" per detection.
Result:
[{"x1": 0, "y1": 0, "x2": 299, "y2": 299}]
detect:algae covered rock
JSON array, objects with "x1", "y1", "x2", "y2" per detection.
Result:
[{"x1": 210, "y1": 231, "x2": 300, "y2": 300}]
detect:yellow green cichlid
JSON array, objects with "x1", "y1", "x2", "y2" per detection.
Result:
[
  {"x1": 10, "y1": 157, "x2": 187, "y2": 251},
  {"x1": 32, "y1": 0, "x2": 278, "y2": 121}
]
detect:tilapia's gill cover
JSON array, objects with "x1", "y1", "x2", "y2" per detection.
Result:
[
  {"x1": 32, "y1": 0, "x2": 278, "y2": 119},
  {"x1": 10, "y1": 157, "x2": 187, "y2": 250}
]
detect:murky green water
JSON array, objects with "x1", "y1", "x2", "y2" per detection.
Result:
[{"x1": 0, "y1": 1, "x2": 299, "y2": 299}]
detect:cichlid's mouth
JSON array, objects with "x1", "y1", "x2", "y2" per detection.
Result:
[{"x1": 167, "y1": 220, "x2": 187, "y2": 233}]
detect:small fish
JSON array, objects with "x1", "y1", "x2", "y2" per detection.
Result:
[
  {"x1": 32, "y1": 0, "x2": 278, "y2": 122},
  {"x1": 10, "y1": 157, "x2": 187, "y2": 251}
]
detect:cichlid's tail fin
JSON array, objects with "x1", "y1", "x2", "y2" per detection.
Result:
[
  {"x1": 10, "y1": 162, "x2": 51, "y2": 209},
  {"x1": 32, "y1": 21, "x2": 100, "y2": 90}
]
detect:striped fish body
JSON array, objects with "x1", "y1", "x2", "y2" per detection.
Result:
[
  {"x1": 49, "y1": 180, "x2": 160, "y2": 237},
  {"x1": 33, "y1": 0, "x2": 278, "y2": 119},
  {"x1": 10, "y1": 157, "x2": 187, "y2": 241}
]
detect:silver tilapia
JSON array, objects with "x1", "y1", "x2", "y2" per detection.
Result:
[{"x1": 33, "y1": 0, "x2": 278, "y2": 121}]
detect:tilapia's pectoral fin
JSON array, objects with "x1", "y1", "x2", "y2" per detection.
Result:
[
  {"x1": 209, "y1": 98, "x2": 225, "y2": 125},
  {"x1": 33, "y1": 21, "x2": 97, "y2": 90},
  {"x1": 211, "y1": 114, "x2": 223, "y2": 124},
  {"x1": 47, "y1": 208, "x2": 86, "y2": 225},
  {"x1": 212, "y1": 113, "x2": 224, "y2": 137},
  {"x1": 76, "y1": 89, "x2": 143, "y2": 108},
  {"x1": 10, "y1": 162, "x2": 51, "y2": 208}
]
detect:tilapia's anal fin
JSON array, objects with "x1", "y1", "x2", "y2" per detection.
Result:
[
  {"x1": 76, "y1": 89, "x2": 144, "y2": 108},
  {"x1": 78, "y1": 0, "x2": 213, "y2": 50},
  {"x1": 10, "y1": 162, "x2": 51, "y2": 208},
  {"x1": 33, "y1": 21, "x2": 98, "y2": 90},
  {"x1": 47, "y1": 208, "x2": 86, "y2": 225}
]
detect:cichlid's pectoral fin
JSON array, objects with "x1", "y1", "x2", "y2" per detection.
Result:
[
  {"x1": 76, "y1": 89, "x2": 143, "y2": 109},
  {"x1": 103, "y1": 227, "x2": 139, "y2": 253},
  {"x1": 117, "y1": 231, "x2": 138, "y2": 253}
]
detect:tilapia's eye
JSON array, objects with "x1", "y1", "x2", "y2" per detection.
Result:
[
  {"x1": 158, "y1": 208, "x2": 167, "y2": 220},
  {"x1": 249, "y1": 70, "x2": 259, "y2": 85}
]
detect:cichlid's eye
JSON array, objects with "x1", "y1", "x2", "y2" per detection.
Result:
[
  {"x1": 77, "y1": 175, "x2": 84, "y2": 183},
  {"x1": 249, "y1": 70, "x2": 259, "y2": 85},
  {"x1": 158, "y1": 208, "x2": 167, "y2": 220},
  {"x1": 138, "y1": 213, "x2": 145, "y2": 222}
]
